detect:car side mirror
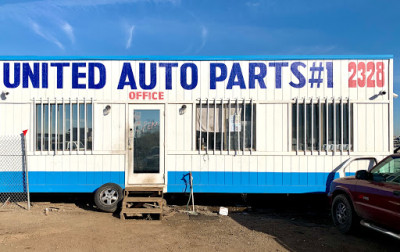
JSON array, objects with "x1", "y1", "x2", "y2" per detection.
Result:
[{"x1": 355, "y1": 170, "x2": 370, "y2": 180}]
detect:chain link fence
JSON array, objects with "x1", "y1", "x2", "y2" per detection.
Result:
[{"x1": 0, "y1": 134, "x2": 30, "y2": 210}]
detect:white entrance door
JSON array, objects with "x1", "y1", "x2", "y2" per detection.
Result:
[{"x1": 128, "y1": 104, "x2": 164, "y2": 185}]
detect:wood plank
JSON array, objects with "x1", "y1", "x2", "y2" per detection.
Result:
[
  {"x1": 121, "y1": 208, "x2": 162, "y2": 214},
  {"x1": 123, "y1": 197, "x2": 163, "y2": 203},
  {"x1": 124, "y1": 186, "x2": 164, "y2": 192}
]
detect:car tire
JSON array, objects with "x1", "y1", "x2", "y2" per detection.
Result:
[
  {"x1": 331, "y1": 194, "x2": 357, "y2": 233},
  {"x1": 94, "y1": 183, "x2": 123, "y2": 213}
]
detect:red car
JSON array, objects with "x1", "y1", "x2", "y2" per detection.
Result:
[{"x1": 328, "y1": 152, "x2": 400, "y2": 239}]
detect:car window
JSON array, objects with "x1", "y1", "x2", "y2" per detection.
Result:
[{"x1": 371, "y1": 157, "x2": 400, "y2": 184}]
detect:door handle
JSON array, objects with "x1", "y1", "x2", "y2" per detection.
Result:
[
  {"x1": 394, "y1": 191, "x2": 400, "y2": 196},
  {"x1": 128, "y1": 128, "x2": 133, "y2": 150}
]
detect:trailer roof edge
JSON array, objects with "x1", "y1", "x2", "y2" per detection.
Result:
[{"x1": 0, "y1": 55, "x2": 393, "y2": 61}]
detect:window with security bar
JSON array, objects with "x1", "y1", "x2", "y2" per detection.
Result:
[
  {"x1": 35, "y1": 99, "x2": 93, "y2": 152},
  {"x1": 292, "y1": 98, "x2": 353, "y2": 153},
  {"x1": 196, "y1": 99, "x2": 256, "y2": 153}
]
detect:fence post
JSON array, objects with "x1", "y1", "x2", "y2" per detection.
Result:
[{"x1": 23, "y1": 130, "x2": 30, "y2": 210}]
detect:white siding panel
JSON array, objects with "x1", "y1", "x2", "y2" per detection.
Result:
[
  {"x1": 183, "y1": 103, "x2": 192, "y2": 151},
  {"x1": 382, "y1": 104, "x2": 389, "y2": 152},
  {"x1": 94, "y1": 155, "x2": 103, "y2": 173},
  {"x1": 257, "y1": 156, "x2": 266, "y2": 185},
  {"x1": 102, "y1": 155, "x2": 111, "y2": 174},
  {"x1": 175, "y1": 155, "x2": 183, "y2": 173},
  {"x1": 366, "y1": 104, "x2": 375, "y2": 152},
  {"x1": 86, "y1": 155, "x2": 95, "y2": 173},
  {"x1": 374, "y1": 104, "x2": 383, "y2": 152},
  {"x1": 356, "y1": 104, "x2": 366, "y2": 152},
  {"x1": 102, "y1": 104, "x2": 112, "y2": 151},
  {"x1": 256, "y1": 104, "x2": 266, "y2": 151},
  {"x1": 208, "y1": 155, "x2": 217, "y2": 172},
  {"x1": 167, "y1": 104, "x2": 177, "y2": 151},
  {"x1": 265, "y1": 156, "x2": 274, "y2": 172},
  {"x1": 176, "y1": 104, "x2": 184, "y2": 151},
  {"x1": 94, "y1": 103, "x2": 103, "y2": 151},
  {"x1": 191, "y1": 154, "x2": 201, "y2": 173},
  {"x1": 184, "y1": 155, "x2": 192, "y2": 173}
]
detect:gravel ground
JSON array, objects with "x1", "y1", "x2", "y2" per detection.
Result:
[{"x1": 0, "y1": 194, "x2": 398, "y2": 252}]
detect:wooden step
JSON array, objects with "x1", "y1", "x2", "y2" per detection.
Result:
[
  {"x1": 121, "y1": 208, "x2": 162, "y2": 214},
  {"x1": 121, "y1": 186, "x2": 164, "y2": 220},
  {"x1": 123, "y1": 197, "x2": 163, "y2": 203}
]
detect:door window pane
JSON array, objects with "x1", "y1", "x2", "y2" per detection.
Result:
[{"x1": 134, "y1": 110, "x2": 160, "y2": 173}]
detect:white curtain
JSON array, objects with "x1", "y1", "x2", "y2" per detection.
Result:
[{"x1": 196, "y1": 105, "x2": 242, "y2": 132}]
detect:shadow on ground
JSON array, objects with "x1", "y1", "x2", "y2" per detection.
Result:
[
  {"x1": 167, "y1": 193, "x2": 400, "y2": 252},
  {"x1": 30, "y1": 193, "x2": 98, "y2": 211}
]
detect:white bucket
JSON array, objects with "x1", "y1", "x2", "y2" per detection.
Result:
[{"x1": 219, "y1": 207, "x2": 228, "y2": 216}]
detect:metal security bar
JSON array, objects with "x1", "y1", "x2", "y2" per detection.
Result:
[
  {"x1": 0, "y1": 135, "x2": 30, "y2": 210},
  {"x1": 311, "y1": 97, "x2": 314, "y2": 155},
  {"x1": 35, "y1": 98, "x2": 93, "y2": 155},
  {"x1": 214, "y1": 100, "x2": 216, "y2": 154},
  {"x1": 318, "y1": 97, "x2": 321, "y2": 154},
  {"x1": 341, "y1": 98, "x2": 344, "y2": 154},
  {"x1": 296, "y1": 98, "x2": 299, "y2": 155},
  {"x1": 206, "y1": 98, "x2": 209, "y2": 154},
  {"x1": 348, "y1": 98, "x2": 351, "y2": 154},
  {"x1": 236, "y1": 99, "x2": 239, "y2": 154},
  {"x1": 62, "y1": 98, "x2": 65, "y2": 154},
  {"x1": 77, "y1": 97, "x2": 79, "y2": 154},
  {"x1": 292, "y1": 97, "x2": 352, "y2": 155},
  {"x1": 325, "y1": 97, "x2": 328, "y2": 154},
  {"x1": 250, "y1": 99, "x2": 254, "y2": 154},
  {"x1": 70, "y1": 98, "x2": 72, "y2": 154},
  {"x1": 196, "y1": 98, "x2": 255, "y2": 154},
  {"x1": 304, "y1": 98, "x2": 306, "y2": 155},
  {"x1": 242, "y1": 99, "x2": 246, "y2": 155},
  {"x1": 333, "y1": 97, "x2": 336, "y2": 155}
]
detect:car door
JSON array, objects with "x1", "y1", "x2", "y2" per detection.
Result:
[{"x1": 353, "y1": 156, "x2": 400, "y2": 231}]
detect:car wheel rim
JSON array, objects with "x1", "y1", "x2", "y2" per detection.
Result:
[
  {"x1": 100, "y1": 189, "x2": 118, "y2": 205},
  {"x1": 335, "y1": 202, "x2": 348, "y2": 224}
]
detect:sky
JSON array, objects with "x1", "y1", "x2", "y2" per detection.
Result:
[{"x1": 0, "y1": 0, "x2": 399, "y2": 136}]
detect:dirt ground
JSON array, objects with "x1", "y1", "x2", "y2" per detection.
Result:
[{"x1": 0, "y1": 194, "x2": 399, "y2": 252}]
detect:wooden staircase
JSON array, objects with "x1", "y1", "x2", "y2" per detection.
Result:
[{"x1": 120, "y1": 186, "x2": 164, "y2": 220}]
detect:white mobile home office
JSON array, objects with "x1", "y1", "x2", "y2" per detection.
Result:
[{"x1": 0, "y1": 56, "x2": 394, "y2": 197}]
